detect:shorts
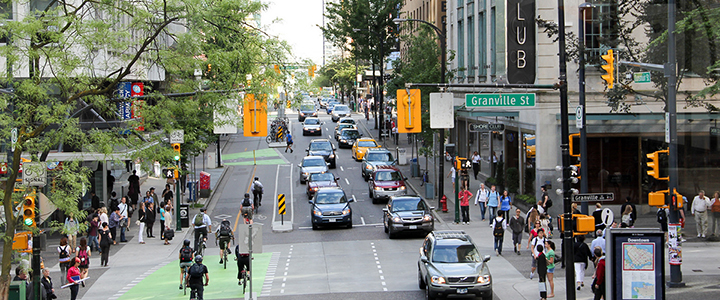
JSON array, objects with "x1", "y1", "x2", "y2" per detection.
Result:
[
  {"x1": 237, "y1": 254, "x2": 250, "y2": 279},
  {"x1": 218, "y1": 237, "x2": 231, "y2": 250},
  {"x1": 241, "y1": 206, "x2": 253, "y2": 220},
  {"x1": 547, "y1": 267, "x2": 555, "y2": 274},
  {"x1": 179, "y1": 261, "x2": 193, "y2": 270},
  {"x1": 531, "y1": 256, "x2": 537, "y2": 268}
]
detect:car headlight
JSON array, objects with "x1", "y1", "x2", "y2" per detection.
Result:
[
  {"x1": 342, "y1": 208, "x2": 351, "y2": 215},
  {"x1": 431, "y1": 276, "x2": 446, "y2": 284},
  {"x1": 374, "y1": 186, "x2": 382, "y2": 190},
  {"x1": 399, "y1": 186, "x2": 406, "y2": 190},
  {"x1": 313, "y1": 210, "x2": 322, "y2": 217},
  {"x1": 423, "y1": 214, "x2": 433, "y2": 222},
  {"x1": 392, "y1": 216, "x2": 401, "y2": 223},
  {"x1": 312, "y1": 112, "x2": 317, "y2": 116},
  {"x1": 365, "y1": 165, "x2": 373, "y2": 170},
  {"x1": 303, "y1": 172, "x2": 309, "y2": 176},
  {"x1": 329, "y1": 153, "x2": 335, "y2": 159},
  {"x1": 340, "y1": 139, "x2": 347, "y2": 142},
  {"x1": 312, "y1": 187, "x2": 319, "y2": 191},
  {"x1": 477, "y1": 275, "x2": 491, "y2": 284},
  {"x1": 300, "y1": 112, "x2": 305, "y2": 116}
]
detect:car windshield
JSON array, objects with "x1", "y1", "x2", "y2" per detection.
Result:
[
  {"x1": 310, "y1": 173, "x2": 334, "y2": 182},
  {"x1": 341, "y1": 130, "x2": 360, "y2": 138},
  {"x1": 334, "y1": 105, "x2": 349, "y2": 112},
  {"x1": 304, "y1": 119, "x2": 320, "y2": 125},
  {"x1": 309, "y1": 142, "x2": 332, "y2": 151},
  {"x1": 300, "y1": 104, "x2": 314, "y2": 111},
  {"x1": 303, "y1": 158, "x2": 326, "y2": 167},
  {"x1": 366, "y1": 153, "x2": 393, "y2": 162},
  {"x1": 315, "y1": 191, "x2": 346, "y2": 204},
  {"x1": 340, "y1": 119, "x2": 356, "y2": 125},
  {"x1": 432, "y1": 244, "x2": 481, "y2": 263},
  {"x1": 375, "y1": 171, "x2": 402, "y2": 181},
  {"x1": 391, "y1": 199, "x2": 426, "y2": 212},
  {"x1": 357, "y1": 141, "x2": 378, "y2": 147},
  {"x1": 338, "y1": 124, "x2": 353, "y2": 130}
]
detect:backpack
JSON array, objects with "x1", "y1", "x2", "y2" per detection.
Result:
[
  {"x1": 188, "y1": 263, "x2": 204, "y2": 278},
  {"x1": 194, "y1": 213, "x2": 205, "y2": 226},
  {"x1": 219, "y1": 221, "x2": 232, "y2": 237},
  {"x1": 545, "y1": 198, "x2": 553, "y2": 209},
  {"x1": 493, "y1": 218, "x2": 505, "y2": 237},
  {"x1": 253, "y1": 181, "x2": 263, "y2": 193},
  {"x1": 180, "y1": 247, "x2": 194, "y2": 262},
  {"x1": 78, "y1": 248, "x2": 89, "y2": 268},
  {"x1": 242, "y1": 197, "x2": 252, "y2": 207},
  {"x1": 657, "y1": 209, "x2": 667, "y2": 224},
  {"x1": 59, "y1": 246, "x2": 69, "y2": 259}
]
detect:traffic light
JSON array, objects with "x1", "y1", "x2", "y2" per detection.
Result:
[
  {"x1": 396, "y1": 89, "x2": 422, "y2": 133},
  {"x1": 648, "y1": 189, "x2": 683, "y2": 208},
  {"x1": 171, "y1": 143, "x2": 181, "y2": 161},
  {"x1": 559, "y1": 214, "x2": 595, "y2": 235},
  {"x1": 569, "y1": 133, "x2": 580, "y2": 157},
  {"x1": 455, "y1": 157, "x2": 470, "y2": 170},
  {"x1": 22, "y1": 194, "x2": 36, "y2": 228},
  {"x1": 571, "y1": 163, "x2": 581, "y2": 180},
  {"x1": 646, "y1": 149, "x2": 668, "y2": 180},
  {"x1": 274, "y1": 64, "x2": 280, "y2": 74},
  {"x1": 601, "y1": 49, "x2": 614, "y2": 89},
  {"x1": 162, "y1": 168, "x2": 174, "y2": 179},
  {"x1": 309, "y1": 65, "x2": 316, "y2": 77},
  {"x1": 243, "y1": 94, "x2": 268, "y2": 137}
]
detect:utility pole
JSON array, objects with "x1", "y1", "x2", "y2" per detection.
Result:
[{"x1": 578, "y1": 3, "x2": 591, "y2": 215}]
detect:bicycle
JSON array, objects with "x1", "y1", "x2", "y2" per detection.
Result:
[
  {"x1": 216, "y1": 238, "x2": 234, "y2": 270},
  {"x1": 195, "y1": 238, "x2": 206, "y2": 257},
  {"x1": 181, "y1": 264, "x2": 191, "y2": 295}
]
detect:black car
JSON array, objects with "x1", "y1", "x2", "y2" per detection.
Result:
[
  {"x1": 309, "y1": 188, "x2": 353, "y2": 229},
  {"x1": 337, "y1": 129, "x2": 362, "y2": 148},
  {"x1": 382, "y1": 196, "x2": 434, "y2": 238},
  {"x1": 306, "y1": 139, "x2": 337, "y2": 168}
]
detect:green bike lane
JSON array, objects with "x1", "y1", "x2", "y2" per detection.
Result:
[
  {"x1": 223, "y1": 148, "x2": 288, "y2": 166},
  {"x1": 118, "y1": 253, "x2": 272, "y2": 299}
]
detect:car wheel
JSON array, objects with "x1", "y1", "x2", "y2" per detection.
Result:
[
  {"x1": 388, "y1": 225, "x2": 396, "y2": 239},
  {"x1": 383, "y1": 217, "x2": 389, "y2": 233},
  {"x1": 482, "y1": 292, "x2": 493, "y2": 300},
  {"x1": 418, "y1": 269, "x2": 426, "y2": 290},
  {"x1": 346, "y1": 220, "x2": 353, "y2": 229},
  {"x1": 302, "y1": 132, "x2": 307, "y2": 136},
  {"x1": 363, "y1": 173, "x2": 368, "y2": 181},
  {"x1": 425, "y1": 281, "x2": 436, "y2": 300},
  {"x1": 312, "y1": 223, "x2": 318, "y2": 230}
]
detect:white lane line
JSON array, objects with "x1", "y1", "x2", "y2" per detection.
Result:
[
  {"x1": 345, "y1": 178, "x2": 350, "y2": 185},
  {"x1": 372, "y1": 242, "x2": 387, "y2": 291},
  {"x1": 328, "y1": 135, "x2": 332, "y2": 139},
  {"x1": 272, "y1": 164, "x2": 280, "y2": 224},
  {"x1": 340, "y1": 166, "x2": 344, "y2": 172},
  {"x1": 361, "y1": 217, "x2": 366, "y2": 225}
]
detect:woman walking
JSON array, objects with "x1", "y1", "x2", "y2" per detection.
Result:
[
  {"x1": 57, "y1": 237, "x2": 72, "y2": 285},
  {"x1": 499, "y1": 190, "x2": 512, "y2": 220},
  {"x1": 76, "y1": 237, "x2": 91, "y2": 286},
  {"x1": 545, "y1": 241, "x2": 556, "y2": 298},
  {"x1": 159, "y1": 203, "x2": 166, "y2": 239},
  {"x1": 66, "y1": 258, "x2": 82, "y2": 300},
  {"x1": 98, "y1": 222, "x2": 112, "y2": 267},
  {"x1": 137, "y1": 202, "x2": 146, "y2": 244},
  {"x1": 145, "y1": 202, "x2": 156, "y2": 238}
]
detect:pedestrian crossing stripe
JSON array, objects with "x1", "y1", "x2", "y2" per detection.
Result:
[{"x1": 278, "y1": 194, "x2": 286, "y2": 215}]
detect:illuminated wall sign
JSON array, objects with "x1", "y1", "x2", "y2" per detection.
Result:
[{"x1": 506, "y1": 0, "x2": 536, "y2": 84}]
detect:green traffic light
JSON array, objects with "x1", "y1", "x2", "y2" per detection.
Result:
[
  {"x1": 174, "y1": 155, "x2": 180, "y2": 161},
  {"x1": 24, "y1": 218, "x2": 33, "y2": 226}
]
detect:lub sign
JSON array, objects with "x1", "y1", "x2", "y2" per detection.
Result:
[{"x1": 507, "y1": 0, "x2": 536, "y2": 84}]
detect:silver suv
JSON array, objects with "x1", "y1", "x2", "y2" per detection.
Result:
[{"x1": 418, "y1": 231, "x2": 492, "y2": 300}]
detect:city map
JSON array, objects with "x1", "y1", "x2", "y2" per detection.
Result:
[{"x1": 622, "y1": 243, "x2": 656, "y2": 299}]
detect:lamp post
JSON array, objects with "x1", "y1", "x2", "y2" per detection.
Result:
[
  {"x1": 578, "y1": 2, "x2": 592, "y2": 215},
  {"x1": 353, "y1": 28, "x2": 385, "y2": 139},
  {"x1": 392, "y1": 18, "x2": 446, "y2": 207}
]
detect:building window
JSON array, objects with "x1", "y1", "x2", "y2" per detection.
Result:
[
  {"x1": 490, "y1": 7, "x2": 496, "y2": 76},
  {"x1": 458, "y1": 19, "x2": 464, "y2": 82},
  {"x1": 478, "y1": 11, "x2": 486, "y2": 78},
  {"x1": 467, "y1": 15, "x2": 474, "y2": 81},
  {"x1": 583, "y1": 0, "x2": 618, "y2": 63}
]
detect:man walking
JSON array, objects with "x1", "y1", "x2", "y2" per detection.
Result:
[
  {"x1": 487, "y1": 185, "x2": 500, "y2": 226},
  {"x1": 692, "y1": 190, "x2": 711, "y2": 238},
  {"x1": 491, "y1": 211, "x2": 507, "y2": 255},
  {"x1": 509, "y1": 208, "x2": 525, "y2": 255}
]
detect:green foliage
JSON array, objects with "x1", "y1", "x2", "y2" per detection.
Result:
[
  {"x1": 495, "y1": 161, "x2": 505, "y2": 188},
  {"x1": 315, "y1": 58, "x2": 366, "y2": 100},
  {"x1": 505, "y1": 167, "x2": 520, "y2": 194},
  {"x1": 515, "y1": 194, "x2": 537, "y2": 205}
]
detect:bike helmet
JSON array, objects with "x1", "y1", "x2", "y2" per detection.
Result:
[
  {"x1": 183, "y1": 239, "x2": 191, "y2": 246},
  {"x1": 195, "y1": 255, "x2": 203, "y2": 263},
  {"x1": 254, "y1": 177, "x2": 259, "y2": 180},
  {"x1": 244, "y1": 193, "x2": 250, "y2": 198}
]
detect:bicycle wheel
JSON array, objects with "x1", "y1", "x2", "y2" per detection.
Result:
[
  {"x1": 223, "y1": 252, "x2": 227, "y2": 269},
  {"x1": 183, "y1": 269, "x2": 187, "y2": 295}
]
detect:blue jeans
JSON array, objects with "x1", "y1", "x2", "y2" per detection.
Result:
[
  {"x1": 494, "y1": 235, "x2": 504, "y2": 254},
  {"x1": 479, "y1": 202, "x2": 487, "y2": 220},
  {"x1": 88, "y1": 235, "x2": 100, "y2": 252},
  {"x1": 120, "y1": 226, "x2": 127, "y2": 242},
  {"x1": 488, "y1": 206, "x2": 498, "y2": 224}
]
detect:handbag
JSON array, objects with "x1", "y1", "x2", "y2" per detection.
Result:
[
  {"x1": 164, "y1": 229, "x2": 175, "y2": 240},
  {"x1": 135, "y1": 220, "x2": 141, "y2": 226}
]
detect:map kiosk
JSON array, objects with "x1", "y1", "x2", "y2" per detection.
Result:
[{"x1": 606, "y1": 228, "x2": 665, "y2": 300}]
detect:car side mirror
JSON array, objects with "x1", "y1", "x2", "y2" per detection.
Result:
[
  {"x1": 335, "y1": 177, "x2": 340, "y2": 181},
  {"x1": 382, "y1": 208, "x2": 388, "y2": 212},
  {"x1": 326, "y1": 162, "x2": 331, "y2": 166},
  {"x1": 403, "y1": 177, "x2": 408, "y2": 181},
  {"x1": 483, "y1": 255, "x2": 491, "y2": 263},
  {"x1": 308, "y1": 200, "x2": 313, "y2": 204},
  {"x1": 429, "y1": 206, "x2": 436, "y2": 211},
  {"x1": 420, "y1": 256, "x2": 428, "y2": 263},
  {"x1": 297, "y1": 164, "x2": 301, "y2": 168},
  {"x1": 332, "y1": 145, "x2": 336, "y2": 150}
]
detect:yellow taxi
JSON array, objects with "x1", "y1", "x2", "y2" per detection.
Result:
[{"x1": 352, "y1": 138, "x2": 381, "y2": 161}]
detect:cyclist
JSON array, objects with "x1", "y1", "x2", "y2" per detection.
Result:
[
  {"x1": 186, "y1": 255, "x2": 209, "y2": 300},
  {"x1": 251, "y1": 177, "x2": 264, "y2": 207},
  {"x1": 192, "y1": 208, "x2": 212, "y2": 255},
  {"x1": 215, "y1": 219, "x2": 234, "y2": 264},
  {"x1": 178, "y1": 239, "x2": 194, "y2": 289},
  {"x1": 235, "y1": 243, "x2": 250, "y2": 286},
  {"x1": 241, "y1": 193, "x2": 254, "y2": 224}
]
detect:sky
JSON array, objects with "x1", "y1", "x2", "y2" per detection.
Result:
[{"x1": 264, "y1": 0, "x2": 325, "y2": 66}]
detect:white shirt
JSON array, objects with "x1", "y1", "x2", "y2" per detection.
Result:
[
  {"x1": 471, "y1": 154, "x2": 481, "y2": 163},
  {"x1": 692, "y1": 195, "x2": 710, "y2": 214},
  {"x1": 591, "y1": 236, "x2": 606, "y2": 254},
  {"x1": 491, "y1": 216, "x2": 507, "y2": 231},
  {"x1": 531, "y1": 236, "x2": 547, "y2": 257},
  {"x1": 475, "y1": 188, "x2": 489, "y2": 204},
  {"x1": 118, "y1": 202, "x2": 128, "y2": 218}
]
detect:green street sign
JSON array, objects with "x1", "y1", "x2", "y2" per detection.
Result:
[
  {"x1": 465, "y1": 93, "x2": 536, "y2": 107},
  {"x1": 634, "y1": 72, "x2": 651, "y2": 83}
]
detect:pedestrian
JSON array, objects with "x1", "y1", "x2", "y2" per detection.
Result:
[
  {"x1": 12, "y1": 266, "x2": 32, "y2": 300},
  {"x1": 142, "y1": 190, "x2": 154, "y2": 207},
  {"x1": 545, "y1": 241, "x2": 556, "y2": 298},
  {"x1": 539, "y1": 214, "x2": 552, "y2": 239},
  {"x1": 285, "y1": 133, "x2": 294, "y2": 153},
  {"x1": 710, "y1": 191, "x2": 720, "y2": 238},
  {"x1": 159, "y1": 202, "x2": 167, "y2": 239},
  {"x1": 474, "y1": 183, "x2": 489, "y2": 221},
  {"x1": 657, "y1": 206, "x2": 669, "y2": 241},
  {"x1": 98, "y1": 207, "x2": 109, "y2": 229},
  {"x1": 491, "y1": 210, "x2": 507, "y2": 255},
  {"x1": 574, "y1": 235, "x2": 593, "y2": 290},
  {"x1": 128, "y1": 170, "x2": 140, "y2": 211},
  {"x1": 471, "y1": 151, "x2": 481, "y2": 180},
  {"x1": 528, "y1": 228, "x2": 547, "y2": 279},
  {"x1": 57, "y1": 237, "x2": 72, "y2": 285},
  {"x1": 63, "y1": 215, "x2": 79, "y2": 251},
  {"x1": 487, "y1": 185, "x2": 499, "y2": 226},
  {"x1": 66, "y1": 258, "x2": 82, "y2": 300},
  {"x1": 392, "y1": 123, "x2": 398, "y2": 145},
  {"x1": 620, "y1": 196, "x2": 637, "y2": 227},
  {"x1": 76, "y1": 237, "x2": 91, "y2": 286},
  {"x1": 526, "y1": 205, "x2": 540, "y2": 233},
  {"x1": 108, "y1": 191, "x2": 119, "y2": 212},
  {"x1": 118, "y1": 197, "x2": 129, "y2": 242},
  {"x1": 145, "y1": 202, "x2": 156, "y2": 238},
  {"x1": 592, "y1": 203, "x2": 605, "y2": 231},
  {"x1": 590, "y1": 229, "x2": 606, "y2": 259},
  {"x1": 536, "y1": 244, "x2": 548, "y2": 300},
  {"x1": 87, "y1": 214, "x2": 100, "y2": 253},
  {"x1": 187, "y1": 255, "x2": 209, "y2": 300},
  {"x1": 98, "y1": 222, "x2": 112, "y2": 266},
  {"x1": 41, "y1": 268, "x2": 56, "y2": 300},
  {"x1": 620, "y1": 205, "x2": 633, "y2": 228},
  {"x1": 162, "y1": 183, "x2": 174, "y2": 203},
  {"x1": 592, "y1": 248, "x2": 606, "y2": 300},
  {"x1": 692, "y1": 190, "x2": 711, "y2": 238},
  {"x1": 163, "y1": 205, "x2": 174, "y2": 245},
  {"x1": 149, "y1": 187, "x2": 159, "y2": 204},
  {"x1": 251, "y1": 177, "x2": 264, "y2": 207},
  {"x1": 499, "y1": 190, "x2": 512, "y2": 220},
  {"x1": 509, "y1": 208, "x2": 525, "y2": 255},
  {"x1": 446, "y1": 164, "x2": 456, "y2": 191},
  {"x1": 108, "y1": 207, "x2": 122, "y2": 245},
  {"x1": 458, "y1": 184, "x2": 473, "y2": 224},
  {"x1": 137, "y1": 202, "x2": 146, "y2": 244}
]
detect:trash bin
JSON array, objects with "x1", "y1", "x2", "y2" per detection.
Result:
[
  {"x1": 425, "y1": 183, "x2": 434, "y2": 200},
  {"x1": 9, "y1": 280, "x2": 25, "y2": 300},
  {"x1": 179, "y1": 204, "x2": 189, "y2": 228},
  {"x1": 411, "y1": 160, "x2": 420, "y2": 177},
  {"x1": 397, "y1": 148, "x2": 407, "y2": 165}
]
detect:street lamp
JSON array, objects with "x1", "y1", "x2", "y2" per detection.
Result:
[
  {"x1": 353, "y1": 27, "x2": 385, "y2": 137},
  {"x1": 393, "y1": 17, "x2": 447, "y2": 208}
]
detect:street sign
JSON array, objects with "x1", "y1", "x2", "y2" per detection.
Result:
[
  {"x1": 572, "y1": 193, "x2": 614, "y2": 202},
  {"x1": 711, "y1": 127, "x2": 720, "y2": 136},
  {"x1": 170, "y1": 130, "x2": 184, "y2": 144},
  {"x1": 23, "y1": 162, "x2": 46, "y2": 187},
  {"x1": 11, "y1": 128, "x2": 17, "y2": 152},
  {"x1": 465, "y1": 93, "x2": 536, "y2": 107},
  {"x1": 575, "y1": 105, "x2": 583, "y2": 129},
  {"x1": 468, "y1": 123, "x2": 505, "y2": 132},
  {"x1": 601, "y1": 208, "x2": 614, "y2": 226},
  {"x1": 633, "y1": 72, "x2": 651, "y2": 83},
  {"x1": 278, "y1": 194, "x2": 286, "y2": 215}
]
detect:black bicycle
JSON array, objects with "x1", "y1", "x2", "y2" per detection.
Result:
[{"x1": 239, "y1": 264, "x2": 250, "y2": 294}]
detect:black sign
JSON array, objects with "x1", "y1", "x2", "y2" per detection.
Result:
[
  {"x1": 469, "y1": 123, "x2": 505, "y2": 132},
  {"x1": 711, "y1": 127, "x2": 720, "y2": 136},
  {"x1": 162, "y1": 169, "x2": 174, "y2": 179},
  {"x1": 507, "y1": 0, "x2": 536, "y2": 84},
  {"x1": 607, "y1": 229, "x2": 665, "y2": 300},
  {"x1": 572, "y1": 193, "x2": 615, "y2": 202}
]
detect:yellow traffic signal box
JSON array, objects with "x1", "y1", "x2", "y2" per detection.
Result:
[
  {"x1": 559, "y1": 214, "x2": 595, "y2": 235},
  {"x1": 396, "y1": 89, "x2": 421, "y2": 133},
  {"x1": 12, "y1": 231, "x2": 31, "y2": 252},
  {"x1": 646, "y1": 149, "x2": 668, "y2": 180},
  {"x1": 243, "y1": 94, "x2": 268, "y2": 137},
  {"x1": 22, "y1": 195, "x2": 36, "y2": 228},
  {"x1": 648, "y1": 189, "x2": 683, "y2": 208},
  {"x1": 569, "y1": 133, "x2": 580, "y2": 157},
  {"x1": 601, "y1": 49, "x2": 615, "y2": 89}
]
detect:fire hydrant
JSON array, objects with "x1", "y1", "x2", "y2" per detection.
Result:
[{"x1": 440, "y1": 195, "x2": 448, "y2": 212}]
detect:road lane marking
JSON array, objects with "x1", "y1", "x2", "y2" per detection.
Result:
[
  {"x1": 345, "y1": 178, "x2": 350, "y2": 185},
  {"x1": 361, "y1": 217, "x2": 366, "y2": 225},
  {"x1": 340, "y1": 166, "x2": 344, "y2": 172}
]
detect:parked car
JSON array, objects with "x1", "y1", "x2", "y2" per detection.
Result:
[
  {"x1": 361, "y1": 148, "x2": 396, "y2": 181},
  {"x1": 302, "y1": 117, "x2": 322, "y2": 136},
  {"x1": 298, "y1": 156, "x2": 329, "y2": 184},
  {"x1": 418, "y1": 230, "x2": 493, "y2": 300},
  {"x1": 337, "y1": 129, "x2": 362, "y2": 148},
  {"x1": 334, "y1": 123, "x2": 356, "y2": 140},
  {"x1": 382, "y1": 196, "x2": 435, "y2": 238},
  {"x1": 306, "y1": 172, "x2": 340, "y2": 199},
  {"x1": 309, "y1": 188, "x2": 353, "y2": 229},
  {"x1": 306, "y1": 139, "x2": 337, "y2": 169},
  {"x1": 368, "y1": 166, "x2": 407, "y2": 204},
  {"x1": 331, "y1": 105, "x2": 351, "y2": 122},
  {"x1": 352, "y1": 138, "x2": 380, "y2": 161}
]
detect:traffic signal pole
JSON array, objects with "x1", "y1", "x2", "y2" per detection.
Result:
[{"x1": 32, "y1": 188, "x2": 40, "y2": 300}]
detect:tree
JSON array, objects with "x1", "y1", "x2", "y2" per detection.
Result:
[
  {"x1": 0, "y1": 0, "x2": 287, "y2": 296},
  {"x1": 315, "y1": 57, "x2": 366, "y2": 101}
]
